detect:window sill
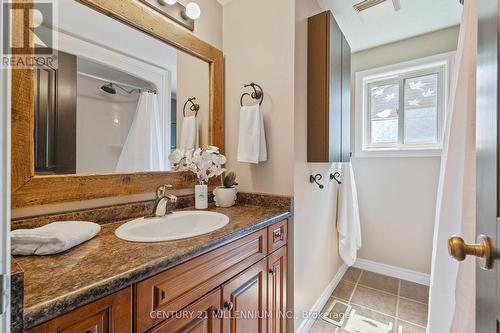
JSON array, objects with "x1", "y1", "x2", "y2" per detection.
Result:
[{"x1": 355, "y1": 147, "x2": 442, "y2": 158}]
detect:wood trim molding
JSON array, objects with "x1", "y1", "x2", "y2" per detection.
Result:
[{"x1": 11, "y1": 0, "x2": 225, "y2": 208}]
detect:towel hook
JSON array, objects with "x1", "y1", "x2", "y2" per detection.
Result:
[
  {"x1": 330, "y1": 172, "x2": 342, "y2": 185},
  {"x1": 183, "y1": 97, "x2": 200, "y2": 117},
  {"x1": 240, "y1": 82, "x2": 264, "y2": 106},
  {"x1": 310, "y1": 174, "x2": 324, "y2": 189}
]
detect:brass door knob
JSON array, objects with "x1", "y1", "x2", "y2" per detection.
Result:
[{"x1": 448, "y1": 234, "x2": 493, "y2": 270}]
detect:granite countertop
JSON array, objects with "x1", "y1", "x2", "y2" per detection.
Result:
[{"x1": 13, "y1": 200, "x2": 291, "y2": 330}]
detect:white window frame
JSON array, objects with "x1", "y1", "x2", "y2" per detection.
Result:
[{"x1": 355, "y1": 52, "x2": 455, "y2": 158}]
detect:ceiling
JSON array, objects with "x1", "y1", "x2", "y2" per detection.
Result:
[{"x1": 317, "y1": 0, "x2": 462, "y2": 52}]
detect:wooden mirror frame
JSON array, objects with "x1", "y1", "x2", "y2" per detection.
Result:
[{"x1": 11, "y1": 0, "x2": 224, "y2": 208}]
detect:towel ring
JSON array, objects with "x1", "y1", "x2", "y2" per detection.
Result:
[
  {"x1": 240, "y1": 82, "x2": 264, "y2": 106},
  {"x1": 183, "y1": 97, "x2": 200, "y2": 117}
]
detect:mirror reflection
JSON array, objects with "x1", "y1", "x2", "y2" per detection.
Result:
[{"x1": 34, "y1": 0, "x2": 209, "y2": 175}]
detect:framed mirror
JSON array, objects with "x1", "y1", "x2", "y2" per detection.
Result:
[{"x1": 11, "y1": 0, "x2": 224, "y2": 208}]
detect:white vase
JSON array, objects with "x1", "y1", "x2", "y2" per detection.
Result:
[
  {"x1": 195, "y1": 184, "x2": 208, "y2": 209},
  {"x1": 214, "y1": 187, "x2": 237, "y2": 208}
]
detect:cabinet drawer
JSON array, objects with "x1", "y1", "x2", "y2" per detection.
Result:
[
  {"x1": 135, "y1": 229, "x2": 268, "y2": 332},
  {"x1": 26, "y1": 287, "x2": 132, "y2": 333},
  {"x1": 268, "y1": 220, "x2": 287, "y2": 253}
]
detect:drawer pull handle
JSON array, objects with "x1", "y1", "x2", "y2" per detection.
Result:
[
  {"x1": 273, "y1": 229, "x2": 282, "y2": 241},
  {"x1": 224, "y1": 300, "x2": 234, "y2": 311},
  {"x1": 213, "y1": 308, "x2": 224, "y2": 319},
  {"x1": 269, "y1": 267, "x2": 276, "y2": 275},
  {"x1": 84, "y1": 331, "x2": 96, "y2": 333}
]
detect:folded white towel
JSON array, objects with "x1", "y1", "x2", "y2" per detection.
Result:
[
  {"x1": 11, "y1": 221, "x2": 101, "y2": 256},
  {"x1": 237, "y1": 104, "x2": 267, "y2": 163},
  {"x1": 337, "y1": 162, "x2": 362, "y2": 266},
  {"x1": 179, "y1": 116, "x2": 198, "y2": 150}
]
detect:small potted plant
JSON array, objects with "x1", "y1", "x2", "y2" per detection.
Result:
[{"x1": 214, "y1": 172, "x2": 238, "y2": 208}]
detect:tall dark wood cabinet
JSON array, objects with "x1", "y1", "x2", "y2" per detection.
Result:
[{"x1": 307, "y1": 11, "x2": 351, "y2": 163}]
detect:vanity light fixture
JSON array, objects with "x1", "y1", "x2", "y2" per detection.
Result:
[{"x1": 140, "y1": 0, "x2": 199, "y2": 31}]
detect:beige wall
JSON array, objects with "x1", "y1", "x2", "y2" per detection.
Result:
[
  {"x1": 352, "y1": 26, "x2": 460, "y2": 274},
  {"x1": 293, "y1": 1, "x2": 344, "y2": 331},
  {"x1": 176, "y1": 51, "x2": 210, "y2": 148},
  {"x1": 222, "y1": 0, "x2": 295, "y2": 196}
]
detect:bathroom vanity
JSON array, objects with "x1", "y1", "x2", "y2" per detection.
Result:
[{"x1": 12, "y1": 195, "x2": 290, "y2": 333}]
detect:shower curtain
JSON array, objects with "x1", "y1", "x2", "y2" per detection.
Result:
[
  {"x1": 427, "y1": 1, "x2": 477, "y2": 332},
  {"x1": 115, "y1": 92, "x2": 165, "y2": 172}
]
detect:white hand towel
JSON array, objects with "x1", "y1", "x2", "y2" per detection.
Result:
[
  {"x1": 180, "y1": 116, "x2": 198, "y2": 150},
  {"x1": 11, "y1": 221, "x2": 101, "y2": 256},
  {"x1": 237, "y1": 104, "x2": 267, "y2": 163},
  {"x1": 337, "y1": 162, "x2": 362, "y2": 266}
]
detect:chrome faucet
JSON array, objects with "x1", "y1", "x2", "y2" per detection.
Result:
[{"x1": 146, "y1": 185, "x2": 178, "y2": 218}]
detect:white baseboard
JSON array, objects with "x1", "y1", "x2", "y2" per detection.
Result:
[
  {"x1": 353, "y1": 258, "x2": 430, "y2": 286},
  {"x1": 296, "y1": 264, "x2": 348, "y2": 333}
]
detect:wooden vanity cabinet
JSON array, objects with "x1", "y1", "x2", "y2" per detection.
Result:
[
  {"x1": 141, "y1": 220, "x2": 288, "y2": 333},
  {"x1": 26, "y1": 220, "x2": 288, "y2": 333},
  {"x1": 26, "y1": 287, "x2": 132, "y2": 333},
  {"x1": 135, "y1": 229, "x2": 268, "y2": 332}
]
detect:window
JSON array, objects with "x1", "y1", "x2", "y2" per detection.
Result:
[{"x1": 355, "y1": 52, "x2": 454, "y2": 157}]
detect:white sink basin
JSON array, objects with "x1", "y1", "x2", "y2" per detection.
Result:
[{"x1": 115, "y1": 211, "x2": 229, "y2": 243}]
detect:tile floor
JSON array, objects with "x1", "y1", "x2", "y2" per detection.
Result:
[{"x1": 310, "y1": 267, "x2": 429, "y2": 333}]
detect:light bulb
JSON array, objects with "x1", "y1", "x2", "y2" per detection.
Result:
[{"x1": 185, "y1": 2, "x2": 201, "y2": 20}]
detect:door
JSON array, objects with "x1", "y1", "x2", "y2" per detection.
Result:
[
  {"x1": 477, "y1": 0, "x2": 499, "y2": 331},
  {"x1": 150, "y1": 289, "x2": 222, "y2": 333},
  {"x1": 222, "y1": 259, "x2": 267, "y2": 333},
  {"x1": 448, "y1": 0, "x2": 499, "y2": 331},
  {"x1": 268, "y1": 247, "x2": 287, "y2": 333}
]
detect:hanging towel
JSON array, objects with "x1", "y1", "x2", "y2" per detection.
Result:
[
  {"x1": 11, "y1": 221, "x2": 101, "y2": 255},
  {"x1": 115, "y1": 92, "x2": 165, "y2": 172},
  {"x1": 337, "y1": 162, "x2": 361, "y2": 266},
  {"x1": 237, "y1": 104, "x2": 267, "y2": 163},
  {"x1": 179, "y1": 116, "x2": 198, "y2": 150}
]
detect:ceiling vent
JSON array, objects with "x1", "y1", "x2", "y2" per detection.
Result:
[{"x1": 353, "y1": 0, "x2": 401, "y2": 12}]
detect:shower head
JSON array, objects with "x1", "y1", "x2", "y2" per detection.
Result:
[{"x1": 101, "y1": 83, "x2": 116, "y2": 94}]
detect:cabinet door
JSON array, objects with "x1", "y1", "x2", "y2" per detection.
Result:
[
  {"x1": 268, "y1": 246, "x2": 287, "y2": 333},
  {"x1": 222, "y1": 259, "x2": 268, "y2": 333},
  {"x1": 150, "y1": 289, "x2": 222, "y2": 333},
  {"x1": 26, "y1": 287, "x2": 132, "y2": 333}
]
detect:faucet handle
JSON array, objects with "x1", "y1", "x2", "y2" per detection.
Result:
[{"x1": 156, "y1": 184, "x2": 173, "y2": 198}]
